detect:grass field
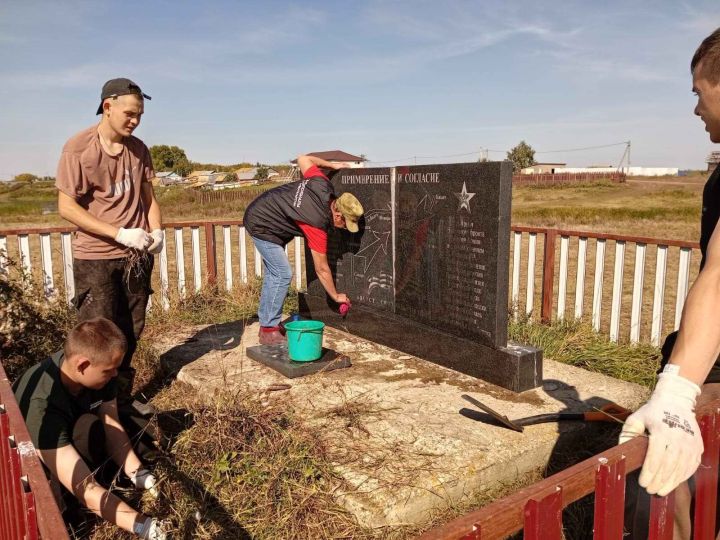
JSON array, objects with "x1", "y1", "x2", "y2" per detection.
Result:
[
  {"x1": 2, "y1": 174, "x2": 707, "y2": 346},
  {"x1": 1, "y1": 173, "x2": 708, "y2": 241}
]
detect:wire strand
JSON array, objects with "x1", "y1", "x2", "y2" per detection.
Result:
[{"x1": 367, "y1": 141, "x2": 630, "y2": 164}]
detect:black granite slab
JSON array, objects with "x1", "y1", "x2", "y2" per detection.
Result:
[
  {"x1": 394, "y1": 163, "x2": 510, "y2": 348},
  {"x1": 246, "y1": 344, "x2": 351, "y2": 378},
  {"x1": 306, "y1": 167, "x2": 394, "y2": 311},
  {"x1": 302, "y1": 162, "x2": 541, "y2": 392}
]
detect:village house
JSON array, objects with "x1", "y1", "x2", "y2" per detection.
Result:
[
  {"x1": 150, "y1": 171, "x2": 185, "y2": 186},
  {"x1": 234, "y1": 166, "x2": 280, "y2": 182},
  {"x1": 290, "y1": 150, "x2": 367, "y2": 171},
  {"x1": 520, "y1": 163, "x2": 567, "y2": 174}
]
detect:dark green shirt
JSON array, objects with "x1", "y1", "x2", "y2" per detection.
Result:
[{"x1": 12, "y1": 351, "x2": 117, "y2": 450}]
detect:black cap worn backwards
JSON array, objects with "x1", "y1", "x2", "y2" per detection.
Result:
[{"x1": 96, "y1": 78, "x2": 152, "y2": 115}]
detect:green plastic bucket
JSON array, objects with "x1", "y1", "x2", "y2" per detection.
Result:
[{"x1": 285, "y1": 320, "x2": 325, "y2": 362}]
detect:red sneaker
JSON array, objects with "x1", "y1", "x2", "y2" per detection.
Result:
[{"x1": 259, "y1": 326, "x2": 286, "y2": 345}]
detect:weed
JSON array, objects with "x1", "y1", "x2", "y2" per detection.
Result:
[
  {"x1": 509, "y1": 315, "x2": 660, "y2": 388},
  {"x1": 140, "y1": 386, "x2": 376, "y2": 540},
  {"x1": 0, "y1": 260, "x2": 74, "y2": 380}
]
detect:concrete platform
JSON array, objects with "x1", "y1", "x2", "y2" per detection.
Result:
[{"x1": 157, "y1": 320, "x2": 649, "y2": 529}]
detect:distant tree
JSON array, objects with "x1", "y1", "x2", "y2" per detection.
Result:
[
  {"x1": 255, "y1": 166, "x2": 269, "y2": 181},
  {"x1": 506, "y1": 141, "x2": 536, "y2": 172},
  {"x1": 14, "y1": 173, "x2": 39, "y2": 184},
  {"x1": 224, "y1": 173, "x2": 236, "y2": 183},
  {"x1": 150, "y1": 145, "x2": 192, "y2": 177}
]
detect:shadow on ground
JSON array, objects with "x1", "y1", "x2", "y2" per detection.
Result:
[{"x1": 459, "y1": 378, "x2": 625, "y2": 540}]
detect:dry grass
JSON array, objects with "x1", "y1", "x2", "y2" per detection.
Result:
[
  {"x1": 82, "y1": 327, "x2": 380, "y2": 540},
  {"x1": 509, "y1": 315, "x2": 660, "y2": 388},
  {"x1": 512, "y1": 177, "x2": 704, "y2": 240},
  {"x1": 0, "y1": 260, "x2": 74, "y2": 379},
  {"x1": 147, "y1": 387, "x2": 374, "y2": 540}
]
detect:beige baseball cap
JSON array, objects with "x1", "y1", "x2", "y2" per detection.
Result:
[{"x1": 335, "y1": 193, "x2": 364, "y2": 233}]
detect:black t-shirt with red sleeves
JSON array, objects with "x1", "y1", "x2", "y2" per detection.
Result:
[{"x1": 244, "y1": 165, "x2": 333, "y2": 252}]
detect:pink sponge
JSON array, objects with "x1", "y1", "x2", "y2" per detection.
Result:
[{"x1": 339, "y1": 302, "x2": 350, "y2": 316}]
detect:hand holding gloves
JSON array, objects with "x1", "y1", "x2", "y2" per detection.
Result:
[
  {"x1": 116, "y1": 228, "x2": 152, "y2": 251},
  {"x1": 115, "y1": 228, "x2": 163, "y2": 254}
]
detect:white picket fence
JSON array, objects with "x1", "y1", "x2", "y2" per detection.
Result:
[
  {"x1": 0, "y1": 221, "x2": 303, "y2": 312},
  {"x1": 510, "y1": 226, "x2": 698, "y2": 346},
  {"x1": 0, "y1": 221, "x2": 700, "y2": 346}
]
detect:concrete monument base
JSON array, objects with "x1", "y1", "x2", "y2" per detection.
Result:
[
  {"x1": 299, "y1": 295, "x2": 542, "y2": 392},
  {"x1": 157, "y1": 320, "x2": 647, "y2": 529}
]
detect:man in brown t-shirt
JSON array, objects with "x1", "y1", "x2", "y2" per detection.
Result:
[{"x1": 56, "y1": 78, "x2": 163, "y2": 404}]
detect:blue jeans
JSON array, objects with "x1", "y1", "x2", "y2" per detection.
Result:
[{"x1": 251, "y1": 237, "x2": 293, "y2": 327}]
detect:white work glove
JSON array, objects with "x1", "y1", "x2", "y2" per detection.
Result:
[
  {"x1": 619, "y1": 369, "x2": 703, "y2": 496},
  {"x1": 134, "y1": 517, "x2": 168, "y2": 540},
  {"x1": 116, "y1": 227, "x2": 152, "y2": 251},
  {"x1": 129, "y1": 468, "x2": 159, "y2": 498},
  {"x1": 148, "y1": 229, "x2": 165, "y2": 255}
]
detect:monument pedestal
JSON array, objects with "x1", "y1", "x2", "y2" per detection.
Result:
[
  {"x1": 246, "y1": 344, "x2": 352, "y2": 378},
  {"x1": 300, "y1": 296, "x2": 541, "y2": 392}
]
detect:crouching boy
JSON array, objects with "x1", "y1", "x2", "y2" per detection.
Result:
[{"x1": 12, "y1": 317, "x2": 168, "y2": 539}]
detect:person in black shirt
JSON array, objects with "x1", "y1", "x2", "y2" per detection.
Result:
[
  {"x1": 621, "y1": 27, "x2": 720, "y2": 539},
  {"x1": 13, "y1": 318, "x2": 167, "y2": 539},
  {"x1": 244, "y1": 154, "x2": 363, "y2": 344}
]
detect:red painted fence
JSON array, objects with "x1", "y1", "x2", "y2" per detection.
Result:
[
  {"x1": 0, "y1": 362, "x2": 68, "y2": 540},
  {"x1": 417, "y1": 398, "x2": 720, "y2": 540}
]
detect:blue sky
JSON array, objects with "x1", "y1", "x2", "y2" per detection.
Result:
[{"x1": 1, "y1": 0, "x2": 720, "y2": 178}]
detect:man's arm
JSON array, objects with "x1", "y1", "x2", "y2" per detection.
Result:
[
  {"x1": 296, "y1": 155, "x2": 347, "y2": 175},
  {"x1": 58, "y1": 191, "x2": 151, "y2": 250},
  {"x1": 666, "y1": 220, "x2": 720, "y2": 383},
  {"x1": 58, "y1": 191, "x2": 119, "y2": 239},
  {"x1": 98, "y1": 400, "x2": 143, "y2": 477},
  {"x1": 618, "y1": 219, "x2": 720, "y2": 496},
  {"x1": 141, "y1": 182, "x2": 162, "y2": 231},
  {"x1": 39, "y1": 445, "x2": 144, "y2": 533},
  {"x1": 310, "y1": 249, "x2": 348, "y2": 304}
]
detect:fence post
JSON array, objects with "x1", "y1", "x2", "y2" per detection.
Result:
[
  {"x1": 204, "y1": 222, "x2": 217, "y2": 287},
  {"x1": 524, "y1": 488, "x2": 562, "y2": 539},
  {"x1": 694, "y1": 410, "x2": 720, "y2": 539},
  {"x1": 541, "y1": 229, "x2": 557, "y2": 323},
  {"x1": 648, "y1": 492, "x2": 675, "y2": 540}
]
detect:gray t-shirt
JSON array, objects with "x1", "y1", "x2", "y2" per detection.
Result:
[{"x1": 12, "y1": 351, "x2": 117, "y2": 450}]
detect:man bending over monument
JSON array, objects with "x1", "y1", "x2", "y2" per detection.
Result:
[
  {"x1": 244, "y1": 154, "x2": 364, "y2": 344},
  {"x1": 13, "y1": 318, "x2": 167, "y2": 539},
  {"x1": 620, "y1": 27, "x2": 720, "y2": 539}
]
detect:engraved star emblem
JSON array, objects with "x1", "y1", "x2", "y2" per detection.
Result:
[{"x1": 454, "y1": 181, "x2": 476, "y2": 212}]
